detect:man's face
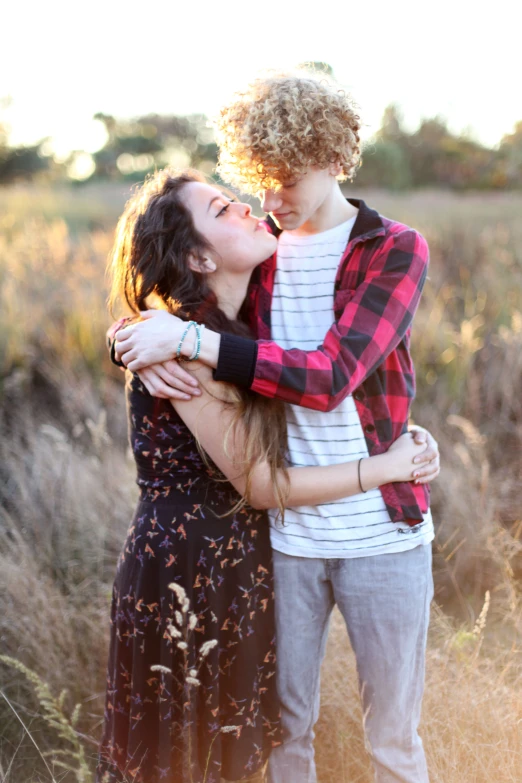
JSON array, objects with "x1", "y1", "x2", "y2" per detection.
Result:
[{"x1": 258, "y1": 165, "x2": 338, "y2": 231}]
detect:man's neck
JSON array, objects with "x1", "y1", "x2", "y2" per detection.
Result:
[{"x1": 289, "y1": 186, "x2": 357, "y2": 237}]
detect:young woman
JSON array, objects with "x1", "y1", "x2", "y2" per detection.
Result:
[{"x1": 97, "y1": 169, "x2": 437, "y2": 783}]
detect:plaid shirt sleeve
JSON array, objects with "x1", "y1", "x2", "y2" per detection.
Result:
[{"x1": 250, "y1": 227, "x2": 429, "y2": 412}]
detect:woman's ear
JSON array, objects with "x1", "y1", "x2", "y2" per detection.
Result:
[{"x1": 188, "y1": 254, "x2": 217, "y2": 274}]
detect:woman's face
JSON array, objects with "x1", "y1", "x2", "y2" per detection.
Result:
[{"x1": 181, "y1": 181, "x2": 277, "y2": 274}]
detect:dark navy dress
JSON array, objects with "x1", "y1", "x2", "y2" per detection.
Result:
[{"x1": 97, "y1": 372, "x2": 281, "y2": 783}]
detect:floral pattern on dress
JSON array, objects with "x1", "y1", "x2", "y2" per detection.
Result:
[{"x1": 96, "y1": 373, "x2": 281, "y2": 783}]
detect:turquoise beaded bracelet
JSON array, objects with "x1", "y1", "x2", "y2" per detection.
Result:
[
  {"x1": 176, "y1": 321, "x2": 197, "y2": 360},
  {"x1": 188, "y1": 323, "x2": 205, "y2": 361}
]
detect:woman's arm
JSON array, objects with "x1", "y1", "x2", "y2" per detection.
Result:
[{"x1": 171, "y1": 365, "x2": 432, "y2": 511}]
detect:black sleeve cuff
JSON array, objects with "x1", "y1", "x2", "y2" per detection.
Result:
[
  {"x1": 109, "y1": 337, "x2": 126, "y2": 368},
  {"x1": 213, "y1": 333, "x2": 258, "y2": 388}
]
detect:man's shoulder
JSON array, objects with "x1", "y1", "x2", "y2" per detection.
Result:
[
  {"x1": 347, "y1": 198, "x2": 426, "y2": 250},
  {"x1": 369, "y1": 212, "x2": 429, "y2": 262},
  {"x1": 379, "y1": 212, "x2": 425, "y2": 242}
]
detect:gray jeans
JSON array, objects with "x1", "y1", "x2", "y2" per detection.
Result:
[{"x1": 267, "y1": 544, "x2": 434, "y2": 783}]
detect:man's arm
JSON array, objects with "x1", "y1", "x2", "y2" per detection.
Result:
[
  {"x1": 114, "y1": 228, "x2": 428, "y2": 411},
  {"x1": 215, "y1": 227, "x2": 429, "y2": 412}
]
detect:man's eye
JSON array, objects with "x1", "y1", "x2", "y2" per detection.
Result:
[{"x1": 217, "y1": 203, "x2": 231, "y2": 217}]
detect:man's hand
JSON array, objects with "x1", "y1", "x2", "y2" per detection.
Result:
[
  {"x1": 137, "y1": 360, "x2": 201, "y2": 400},
  {"x1": 115, "y1": 310, "x2": 186, "y2": 370},
  {"x1": 408, "y1": 426, "x2": 440, "y2": 484}
]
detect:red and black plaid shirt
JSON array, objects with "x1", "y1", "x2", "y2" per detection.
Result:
[{"x1": 215, "y1": 199, "x2": 430, "y2": 524}]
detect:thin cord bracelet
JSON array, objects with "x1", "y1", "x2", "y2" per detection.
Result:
[
  {"x1": 189, "y1": 323, "x2": 205, "y2": 361},
  {"x1": 176, "y1": 321, "x2": 197, "y2": 360},
  {"x1": 357, "y1": 458, "x2": 367, "y2": 494}
]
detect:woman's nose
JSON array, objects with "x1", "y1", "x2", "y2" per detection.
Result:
[{"x1": 233, "y1": 201, "x2": 252, "y2": 218}]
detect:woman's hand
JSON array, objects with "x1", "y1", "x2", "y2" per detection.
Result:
[
  {"x1": 386, "y1": 433, "x2": 435, "y2": 484},
  {"x1": 115, "y1": 310, "x2": 186, "y2": 370},
  {"x1": 137, "y1": 360, "x2": 201, "y2": 400},
  {"x1": 407, "y1": 426, "x2": 441, "y2": 483}
]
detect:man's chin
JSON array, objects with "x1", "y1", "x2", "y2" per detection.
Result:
[{"x1": 271, "y1": 213, "x2": 299, "y2": 231}]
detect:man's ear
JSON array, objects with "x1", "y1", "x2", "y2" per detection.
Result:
[
  {"x1": 188, "y1": 254, "x2": 217, "y2": 274},
  {"x1": 329, "y1": 160, "x2": 343, "y2": 177}
]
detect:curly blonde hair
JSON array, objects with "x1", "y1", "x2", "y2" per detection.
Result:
[{"x1": 215, "y1": 72, "x2": 361, "y2": 194}]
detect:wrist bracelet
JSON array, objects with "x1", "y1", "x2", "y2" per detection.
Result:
[
  {"x1": 176, "y1": 321, "x2": 197, "y2": 359},
  {"x1": 358, "y1": 458, "x2": 367, "y2": 494},
  {"x1": 188, "y1": 323, "x2": 205, "y2": 361}
]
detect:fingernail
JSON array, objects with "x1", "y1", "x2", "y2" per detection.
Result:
[
  {"x1": 414, "y1": 479, "x2": 419, "y2": 484},
  {"x1": 193, "y1": 389, "x2": 201, "y2": 395},
  {"x1": 413, "y1": 471, "x2": 420, "y2": 478},
  {"x1": 413, "y1": 457, "x2": 419, "y2": 463},
  {"x1": 183, "y1": 394, "x2": 191, "y2": 400}
]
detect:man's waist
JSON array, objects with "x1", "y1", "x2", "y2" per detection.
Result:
[
  {"x1": 268, "y1": 512, "x2": 434, "y2": 557},
  {"x1": 269, "y1": 492, "x2": 390, "y2": 526}
]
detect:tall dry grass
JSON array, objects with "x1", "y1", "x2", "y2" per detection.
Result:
[
  {"x1": 316, "y1": 601, "x2": 522, "y2": 783},
  {"x1": 0, "y1": 184, "x2": 521, "y2": 781}
]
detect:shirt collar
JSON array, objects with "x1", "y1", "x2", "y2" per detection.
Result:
[
  {"x1": 265, "y1": 198, "x2": 384, "y2": 241},
  {"x1": 346, "y1": 199, "x2": 385, "y2": 241}
]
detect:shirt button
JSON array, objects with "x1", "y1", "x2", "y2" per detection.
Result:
[
  {"x1": 364, "y1": 424, "x2": 376, "y2": 434},
  {"x1": 353, "y1": 389, "x2": 364, "y2": 401}
]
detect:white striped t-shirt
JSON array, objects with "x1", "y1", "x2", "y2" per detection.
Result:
[{"x1": 268, "y1": 217, "x2": 434, "y2": 558}]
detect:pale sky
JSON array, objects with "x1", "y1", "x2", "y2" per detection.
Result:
[{"x1": 1, "y1": 0, "x2": 520, "y2": 156}]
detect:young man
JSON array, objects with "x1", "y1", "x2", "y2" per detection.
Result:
[{"x1": 114, "y1": 74, "x2": 438, "y2": 783}]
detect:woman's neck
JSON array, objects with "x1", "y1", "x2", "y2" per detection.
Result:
[{"x1": 210, "y1": 271, "x2": 251, "y2": 320}]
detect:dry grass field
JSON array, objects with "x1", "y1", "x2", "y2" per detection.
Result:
[{"x1": 0, "y1": 183, "x2": 521, "y2": 782}]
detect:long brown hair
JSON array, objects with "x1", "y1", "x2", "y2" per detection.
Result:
[{"x1": 108, "y1": 168, "x2": 289, "y2": 516}]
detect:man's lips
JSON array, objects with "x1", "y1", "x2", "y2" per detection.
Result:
[{"x1": 273, "y1": 212, "x2": 290, "y2": 220}]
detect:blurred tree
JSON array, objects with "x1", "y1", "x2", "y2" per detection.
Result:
[
  {"x1": 298, "y1": 61, "x2": 335, "y2": 77},
  {"x1": 408, "y1": 117, "x2": 453, "y2": 186},
  {"x1": 0, "y1": 96, "x2": 52, "y2": 183},
  {"x1": 90, "y1": 113, "x2": 217, "y2": 181},
  {"x1": 379, "y1": 104, "x2": 406, "y2": 142},
  {"x1": 1, "y1": 96, "x2": 521, "y2": 190},
  {"x1": 0, "y1": 144, "x2": 50, "y2": 182},
  {"x1": 357, "y1": 105, "x2": 412, "y2": 189},
  {"x1": 498, "y1": 122, "x2": 522, "y2": 187},
  {"x1": 359, "y1": 140, "x2": 412, "y2": 189},
  {"x1": 357, "y1": 107, "x2": 506, "y2": 190}
]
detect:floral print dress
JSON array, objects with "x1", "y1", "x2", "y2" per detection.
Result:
[{"x1": 96, "y1": 372, "x2": 281, "y2": 783}]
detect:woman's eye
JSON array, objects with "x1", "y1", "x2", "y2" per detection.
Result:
[{"x1": 217, "y1": 203, "x2": 231, "y2": 217}]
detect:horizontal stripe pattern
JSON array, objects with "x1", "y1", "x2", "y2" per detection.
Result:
[{"x1": 268, "y1": 217, "x2": 434, "y2": 558}]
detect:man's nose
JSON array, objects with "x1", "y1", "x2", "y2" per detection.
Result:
[{"x1": 260, "y1": 189, "x2": 282, "y2": 214}]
